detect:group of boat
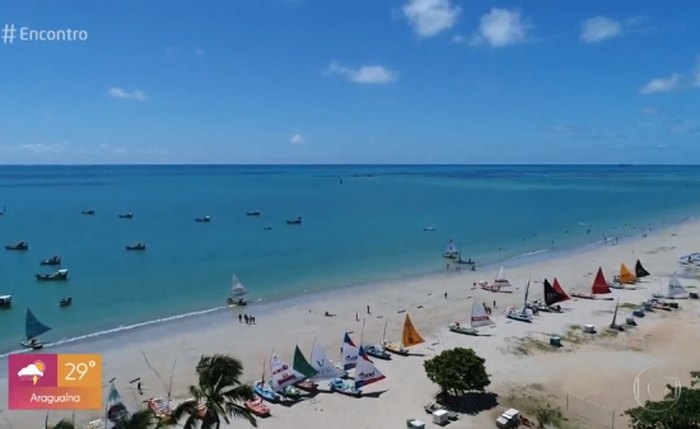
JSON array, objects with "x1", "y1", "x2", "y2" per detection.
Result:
[{"x1": 442, "y1": 240, "x2": 476, "y2": 266}]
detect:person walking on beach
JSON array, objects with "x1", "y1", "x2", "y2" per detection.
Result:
[
  {"x1": 444, "y1": 292, "x2": 448, "y2": 299},
  {"x1": 251, "y1": 315, "x2": 256, "y2": 325},
  {"x1": 367, "y1": 304, "x2": 370, "y2": 314},
  {"x1": 244, "y1": 314, "x2": 249, "y2": 324},
  {"x1": 137, "y1": 381, "x2": 143, "y2": 395},
  {"x1": 493, "y1": 300, "x2": 497, "y2": 308},
  {"x1": 238, "y1": 314, "x2": 242, "y2": 323},
  {"x1": 355, "y1": 312, "x2": 359, "y2": 322}
]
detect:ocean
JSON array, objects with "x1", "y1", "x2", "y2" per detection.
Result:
[{"x1": 1, "y1": 164, "x2": 700, "y2": 354}]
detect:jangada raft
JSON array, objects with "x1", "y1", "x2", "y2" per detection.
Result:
[
  {"x1": 572, "y1": 267, "x2": 614, "y2": 300},
  {"x1": 329, "y1": 346, "x2": 386, "y2": 397},
  {"x1": 504, "y1": 279, "x2": 533, "y2": 323},
  {"x1": 21, "y1": 308, "x2": 51, "y2": 349},
  {"x1": 449, "y1": 298, "x2": 494, "y2": 336},
  {"x1": 382, "y1": 313, "x2": 424, "y2": 356}
]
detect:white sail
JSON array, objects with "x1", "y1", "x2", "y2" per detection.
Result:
[
  {"x1": 470, "y1": 300, "x2": 494, "y2": 328},
  {"x1": 342, "y1": 333, "x2": 360, "y2": 370},
  {"x1": 269, "y1": 353, "x2": 305, "y2": 392},
  {"x1": 494, "y1": 266, "x2": 512, "y2": 288},
  {"x1": 445, "y1": 240, "x2": 457, "y2": 254},
  {"x1": 310, "y1": 340, "x2": 341, "y2": 381},
  {"x1": 668, "y1": 274, "x2": 689, "y2": 298},
  {"x1": 354, "y1": 349, "x2": 385, "y2": 389},
  {"x1": 230, "y1": 274, "x2": 247, "y2": 296}
]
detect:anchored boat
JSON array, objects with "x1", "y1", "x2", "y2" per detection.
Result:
[{"x1": 21, "y1": 308, "x2": 51, "y2": 349}]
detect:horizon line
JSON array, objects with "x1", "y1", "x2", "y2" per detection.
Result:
[{"x1": 1, "y1": 162, "x2": 699, "y2": 167}]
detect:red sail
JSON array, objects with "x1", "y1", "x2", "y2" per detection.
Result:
[
  {"x1": 591, "y1": 267, "x2": 611, "y2": 294},
  {"x1": 552, "y1": 278, "x2": 570, "y2": 301}
]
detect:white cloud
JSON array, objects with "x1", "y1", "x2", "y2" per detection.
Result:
[
  {"x1": 325, "y1": 62, "x2": 398, "y2": 84},
  {"x1": 640, "y1": 74, "x2": 682, "y2": 94},
  {"x1": 290, "y1": 134, "x2": 305, "y2": 145},
  {"x1": 403, "y1": 0, "x2": 460, "y2": 38},
  {"x1": 107, "y1": 87, "x2": 148, "y2": 102},
  {"x1": 580, "y1": 17, "x2": 622, "y2": 43},
  {"x1": 18, "y1": 143, "x2": 65, "y2": 154},
  {"x1": 99, "y1": 143, "x2": 127, "y2": 154},
  {"x1": 18, "y1": 364, "x2": 44, "y2": 377},
  {"x1": 470, "y1": 8, "x2": 530, "y2": 48},
  {"x1": 669, "y1": 120, "x2": 699, "y2": 134}
]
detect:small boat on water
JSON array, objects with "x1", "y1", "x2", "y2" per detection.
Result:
[
  {"x1": 36, "y1": 269, "x2": 69, "y2": 281},
  {"x1": 6, "y1": 241, "x2": 28, "y2": 251},
  {"x1": 244, "y1": 396, "x2": 270, "y2": 417},
  {"x1": 126, "y1": 243, "x2": 146, "y2": 251},
  {"x1": 21, "y1": 308, "x2": 51, "y2": 349},
  {"x1": 194, "y1": 216, "x2": 211, "y2": 223},
  {"x1": 40, "y1": 255, "x2": 61, "y2": 266},
  {"x1": 118, "y1": 212, "x2": 134, "y2": 219},
  {"x1": 449, "y1": 298, "x2": 494, "y2": 336},
  {"x1": 382, "y1": 313, "x2": 424, "y2": 356},
  {"x1": 227, "y1": 275, "x2": 249, "y2": 306},
  {"x1": 246, "y1": 210, "x2": 261, "y2": 216},
  {"x1": 442, "y1": 240, "x2": 458, "y2": 259},
  {"x1": 81, "y1": 209, "x2": 95, "y2": 215},
  {"x1": 286, "y1": 216, "x2": 302, "y2": 225},
  {"x1": 59, "y1": 297, "x2": 73, "y2": 308},
  {"x1": 0, "y1": 294, "x2": 12, "y2": 308}
]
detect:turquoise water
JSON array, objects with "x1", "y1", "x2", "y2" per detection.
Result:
[{"x1": 1, "y1": 165, "x2": 700, "y2": 353}]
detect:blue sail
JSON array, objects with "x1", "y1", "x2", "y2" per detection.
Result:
[{"x1": 25, "y1": 308, "x2": 51, "y2": 340}]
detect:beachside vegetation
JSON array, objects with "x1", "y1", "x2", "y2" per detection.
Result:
[
  {"x1": 50, "y1": 421, "x2": 76, "y2": 429},
  {"x1": 50, "y1": 409, "x2": 157, "y2": 429},
  {"x1": 423, "y1": 347, "x2": 490, "y2": 398},
  {"x1": 625, "y1": 370, "x2": 700, "y2": 429},
  {"x1": 167, "y1": 354, "x2": 256, "y2": 429},
  {"x1": 534, "y1": 403, "x2": 564, "y2": 429}
]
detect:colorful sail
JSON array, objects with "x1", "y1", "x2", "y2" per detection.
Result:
[
  {"x1": 230, "y1": 274, "x2": 247, "y2": 296},
  {"x1": 25, "y1": 308, "x2": 51, "y2": 340},
  {"x1": 401, "y1": 313, "x2": 424, "y2": 348},
  {"x1": 309, "y1": 340, "x2": 341, "y2": 381},
  {"x1": 292, "y1": 345, "x2": 318, "y2": 379},
  {"x1": 494, "y1": 266, "x2": 512, "y2": 288},
  {"x1": 354, "y1": 348, "x2": 385, "y2": 389},
  {"x1": 668, "y1": 274, "x2": 689, "y2": 298},
  {"x1": 470, "y1": 299, "x2": 494, "y2": 328},
  {"x1": 619, "y1": 263, "x2": 637, "y2": 284},
  {"x1": 635, "y1": 260, "x2": 650, "y2": 278},
  {"x1": 270, "y1": 353, "x2": 305, "y2": 392},
  {"x1": 552, "y1": 278, "x2": 570, "y2": 301},
  {"x1": 591, "y1": 267, "x2": 611, "y2": 294},
  {"x1": 545, "y1": 278, "x2": 570, "y2": 306},
  {"x1": 342, "y1": 333, "x2": 360, "y2": 370}
]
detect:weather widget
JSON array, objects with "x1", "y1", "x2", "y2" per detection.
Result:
[{"x1": 8, "y1": 353, "x2": 102, "y2": 410}]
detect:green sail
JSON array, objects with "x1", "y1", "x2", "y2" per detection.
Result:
[{"x1": 293, "y1": 345, "x2": 318, "y2": 379}]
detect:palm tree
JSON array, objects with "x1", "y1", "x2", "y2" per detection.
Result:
[
  {"x1": 169, "y1": 354, "x2": 256, "y2": 429},
  {"x1": 51, "y1": 421, "x2": 75, "y2": 429},
  {"x1": 115, "y1": 409, "x2": 157, "y2": 429}
]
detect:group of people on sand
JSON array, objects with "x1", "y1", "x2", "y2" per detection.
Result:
[{"x1": 238, "y1": 313, "x2": 256, "y2": 324}]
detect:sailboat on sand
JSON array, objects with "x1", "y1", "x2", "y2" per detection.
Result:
[
  {"x1": 534, "y1": 278, "x2": 570, "y2": 312},
  {"x1": 21, "y1": 308, "x2": 51, "y2": 349},
  {"x1": 653, "y1": 274, "x2": 689, "y2": 299},
  {"x1": 635, "y1": 260, "x2": 650, "y2": 278},
  {"x1": 329, "y1": 346, "x2": 386, "y2": 397},
  {"x1": 449, "y1": 299, "x2": 494, "y2": 336},
  {"x1": 254, "y1": 361, "x2": 281, "y2": 403},
  {"x1": 483, "y1": 266, "x2": 513, "y2": 292},
  {"x1": 382, "y1": 313, "x2": 424, "y2": 356},
  {"x1": 226, "y1": 274, "x2": 249, "y2": 306},
  {"x1": 309, "y1": 339, "x2": 345, "y2": 381},
  {"x1": 572, "y1": 267, "x2": 614, "y2": 300},
  {"x1": 609, "y1": 300, "x2": 625, "y2": 332},
  {"x1": 504, "y1": 280, "x2": 533, "y2": 323},
  {"x1": 614, "y1": 263, "x2": 637, "y2": 288}
]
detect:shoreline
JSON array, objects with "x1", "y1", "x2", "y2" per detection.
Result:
[
  {"x1": 1, "y1": 214, "x2": 689, "y2": 359},
  {"x1": 1, "y1": 213, "x2": 700, "y2": 428}
]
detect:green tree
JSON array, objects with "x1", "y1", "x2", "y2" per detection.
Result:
[
  {"x1": 168, "y1": 355, "x2": 256, "y2": 429},
  {"x1": 423, "y1": 347, "x2": 490, "y2": 398},
  {"x1": 534, "y1": 403, "x2": 563, "y2": 429},
  {"x1": 115, "y1": 409, "x2": 157, "y2": 429},
  {"x1": 625, "y1": 371, "x2": 700, "y2": 429}
]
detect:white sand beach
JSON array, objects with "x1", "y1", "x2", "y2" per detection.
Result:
[{"x1": 2, "y1": 220, "x2": 700, "y2": 429}]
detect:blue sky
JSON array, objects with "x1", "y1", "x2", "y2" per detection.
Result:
[{"x1": 0, "y1": 0, "x2": 698, "y2": 164}]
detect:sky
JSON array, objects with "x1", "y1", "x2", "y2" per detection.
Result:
[{"x1": 0, "y1": 0, "x2": 698, "y2": 164}]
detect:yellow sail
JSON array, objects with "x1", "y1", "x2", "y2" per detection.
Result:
[
  {"x1": 620, "y1": 263, "x2": 637, "y2": 284},
  {"x1": 401, "y1": 313, "x2": 424, "y2": 347}
]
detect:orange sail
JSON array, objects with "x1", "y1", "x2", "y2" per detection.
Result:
[
  {"x1": 401, "y1": 313, "x2": 424, "y2": 348},
  {"x1": 552, "y1": 278, "x2": 571, "y2": 301},
  {"x1": 619, "y1": 263, "x2": 637, "y2": 284},
  {"x1": 591, "y1": 267, "x2": 611, "y2": 294}
]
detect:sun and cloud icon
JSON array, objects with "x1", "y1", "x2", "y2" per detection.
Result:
[{"x1": 17, "y1": 360, "x2": 46, "y2": 385}]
